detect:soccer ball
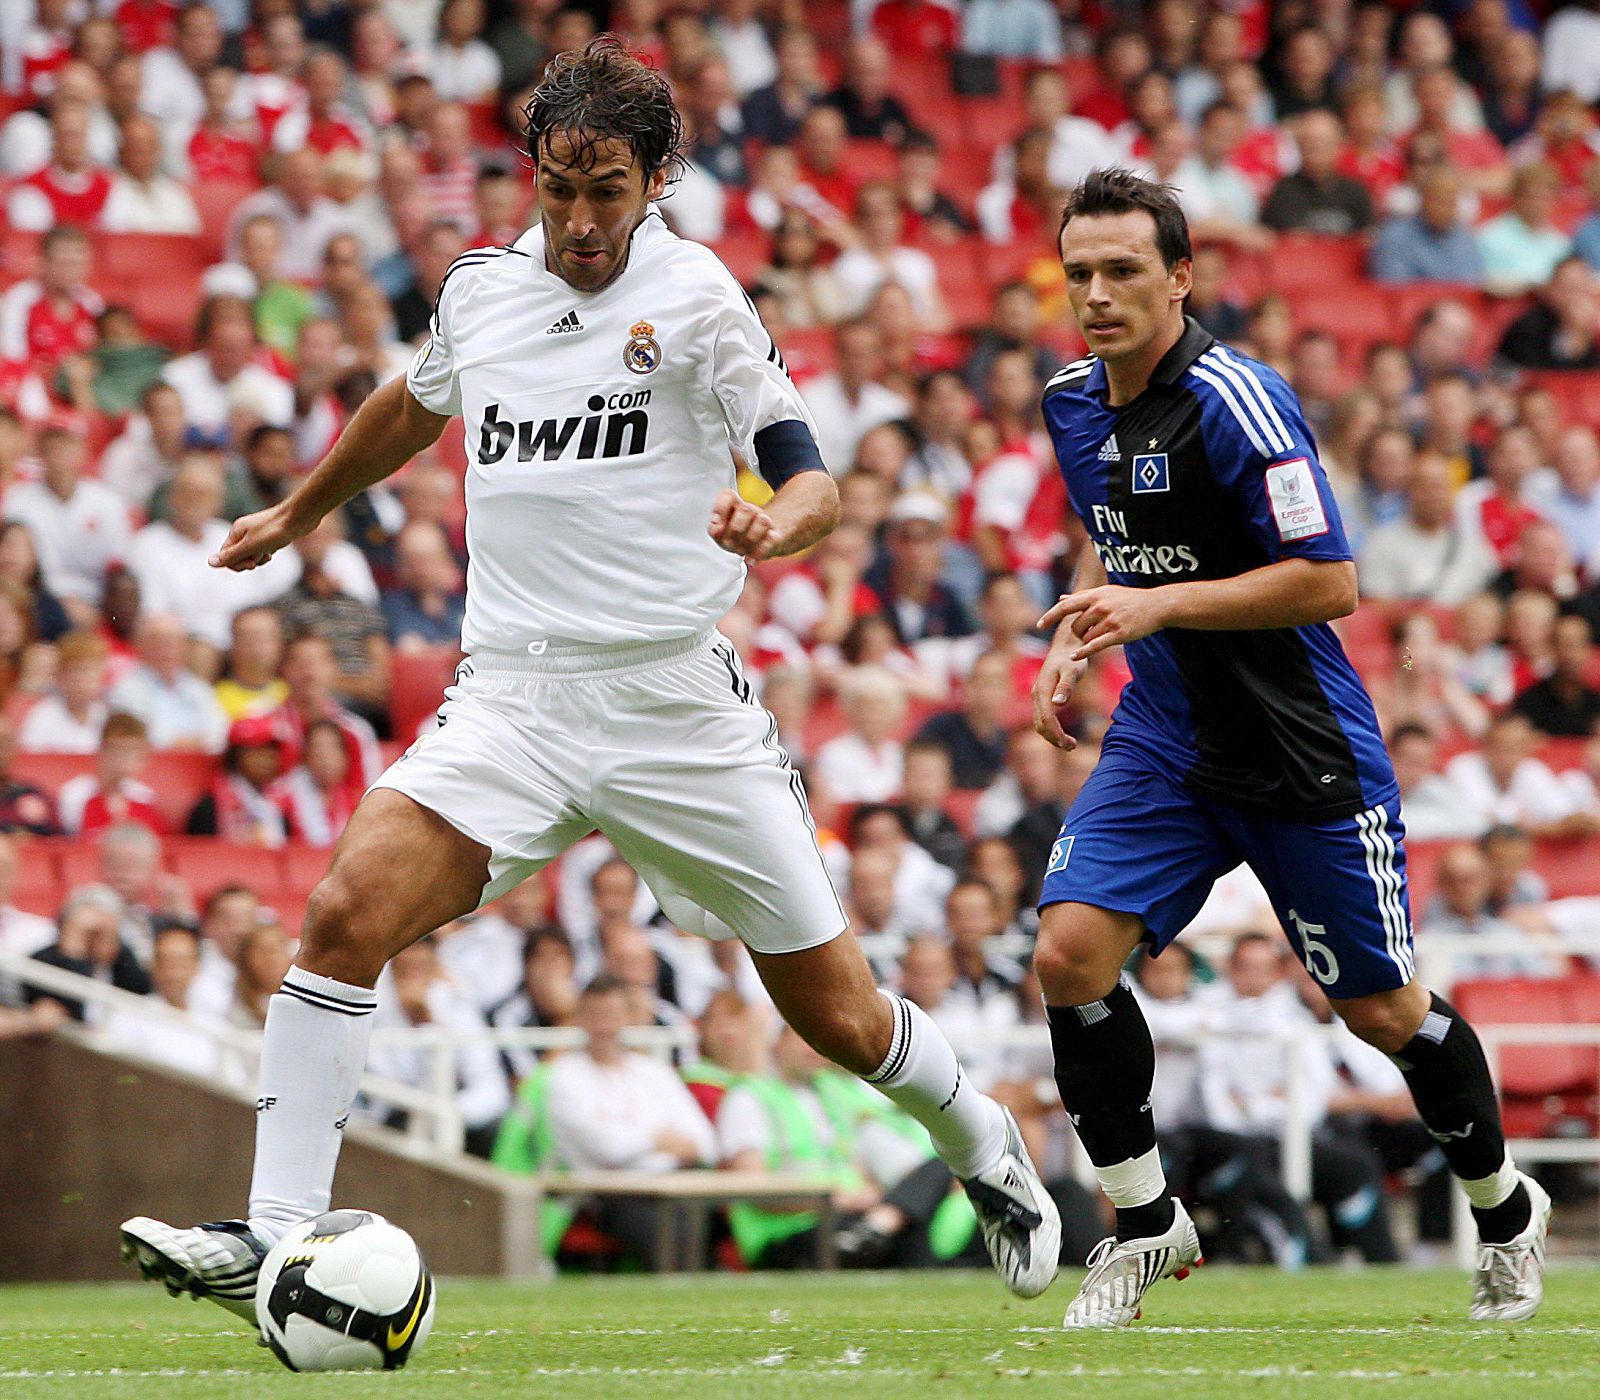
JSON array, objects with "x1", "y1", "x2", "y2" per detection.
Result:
[{"x1": 255, "y1": 1210, "x2": 436, "y2": 1372}]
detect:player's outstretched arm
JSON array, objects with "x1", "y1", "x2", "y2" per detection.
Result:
[
  {"x1": 1039, "y1": 558, "x2": 1359, "y2": 664},
  {"x1": 211, "y1": 377, "x2": 450, "y2": 572},
  {"x1": 708, "y1": 469, "x2": 839, "y2": 562}
]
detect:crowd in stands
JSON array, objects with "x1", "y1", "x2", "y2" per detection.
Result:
[{"x1": 7, "y1": 0, "x2": 1600, "y2": 1267}]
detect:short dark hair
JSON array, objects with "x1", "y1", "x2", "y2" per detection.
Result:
[
  {"x1": 522, "y1": 34, "x2": 685, "y2": 183},
  {"x1": 582, "y1": 972, "x2": 630, "y2": 999},
  {"x1": 1058, "y1": 168, "x2": 1192, "y2": 271}
]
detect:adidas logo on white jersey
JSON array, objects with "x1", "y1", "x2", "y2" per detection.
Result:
[
  {"x1": 546, "y1": 310, "x2": 583, "y2": 335},
  {"x1": 1098, "y1": 435, "x2": 1122, "y2": 462}
]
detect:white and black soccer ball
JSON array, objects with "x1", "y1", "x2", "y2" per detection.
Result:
[{"x1": 255, "y1": 1210, "x2": 436, "y2": 1372}]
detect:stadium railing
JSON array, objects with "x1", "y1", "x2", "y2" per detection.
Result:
[{"x1": 8, "y1": 940, "x2": 1599, "y2": 1267}]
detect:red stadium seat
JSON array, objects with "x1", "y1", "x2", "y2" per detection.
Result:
[
  {"x1": 774, "y1": 326, "x2": 836, "y2": 381},
  {"x1": 390, "y1": 647, "x2": 463, "y2": 744},
  {"x1": 165, "y1": 838, "x2": 285, "y2": 905},
  {"x1": 1292, "y1": 285, "x2": 1395, "y2": 349},
  {"x1": 56, "y1": 839, "x2": 104, "y2": 892},
  {"x1": 1405, "y1": 840, "x2": 1446, "y2": 921},
  {"x1": 12, "y1": 840, "x2": 62, "y2": 918},
  {"x1": 1536, "y1": 737, "x2": 1588, "y2": 772},
  {"x1": 709, "y1": 227, "x2": 771, "y2": 288},
  {"x1": 1520, "y1": 371, "x2": 1600, "y2": 432},
  {"x1": 281, "y1": 843, "x2": 330, "y2": 896},
  {"x1": 1531, "y1": 837, "x2": 1600, "y2": 901},
  {"x1": 843, "y1": 139, "x2": 898, "y2": 187},
  {"x1": 143, "y1": 752, "x2": 220, "y2": 831},
  {"x1": 1332, "y1": 604, "x2": 1395, "y2": 682},
  {"x1": 1450, "y1": 976, "x2": 1600, "y2": 1137},
  {"x1": 8, "y1": 752, "x2": 95, "y2": 800},
  {"x1": 1265, "y1": 235, "x2": 1366, "y2": 293},
  {"x1": 944, "y1": 787, "x2": 981, "y2": 837},
  {"x1": 191, "y1": 180, "x2": 259, "y2": 262}
]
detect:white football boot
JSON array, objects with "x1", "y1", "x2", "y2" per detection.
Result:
[
  {"x1": 1062, "y1": 1198, "x2": 1203, "y2": 1329},
  {"x1": 962, "y1": 1108, "x2": 1062, "y2": 1298},
  {"x1": 1470, "y1": 1174, "x2": 1552, "y2": 1323},
  {"x1": 120, "y1": 1217, "x2": 269, "y2": 1322}
]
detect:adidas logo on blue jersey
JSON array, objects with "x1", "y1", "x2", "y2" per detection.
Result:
[
  {"x1": 545, "y1": 310, "x2": 583, "y2": 335},
  {"x1": 1098, "y1": 435, "x2": 1121, "y2": 462}
]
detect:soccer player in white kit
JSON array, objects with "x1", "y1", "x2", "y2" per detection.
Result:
[{"x1": 120, "y1": 37, "x2": 1059, "y2": 1319}]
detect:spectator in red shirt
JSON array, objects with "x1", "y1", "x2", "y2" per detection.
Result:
[
  {"x1": 182, "y1": 66, "x2": 264, "y2": 186},
  {"x1": 794, "y1": 105, "x2": 858, "y2": 224},
  {"x1": 18, "y1": 0, "x2": 75, "y2": 103},
  {"x1": 115, "y1": 0, "x2": 180, "y2": 56},
  {"x1": 872, "y1": 0, "x2": 960, "y2": 58},
  {"x1": 419, "y1": 102, "x2": 480, "y2": 233},
  {"x1": 1075, "y1": 26, "x2": 1152, "y2": 132},
  {"x1": 0, "y1": 225, "x2": 101, "y2": 376},
  {"x1": 58, "y1": 711, "x2": 164, "y2": 838},
  {"x1": 271, "y1": 48, "x2": 371, "y2": 157},
  {"x1": 1458, "y1": 426, "x2": 1550, "y2": 569},
  {"x1": 264, "y1": 631, "x2": 381, "y2": 797},
  {"x1": 7, "y1": 98, "x2": 114, "y2": 232},
  {"x1": 1338, "y1": 83, "x2": 1405, "y2": 213},
  {"x1": 472, "y1": 166, "x2": 530, "y2": 248},
  {"x1": 1405, "y1": 65, "x2": 1509, "y2": 198}
]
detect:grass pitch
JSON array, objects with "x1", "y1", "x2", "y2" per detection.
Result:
[{"x1": 3, "y1": 1266, "x2": 1600, "y2": 1398}]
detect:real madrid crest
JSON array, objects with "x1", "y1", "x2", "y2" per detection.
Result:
[{"x1": 624, "y1": 320, "x2": 661, "y2": 375}]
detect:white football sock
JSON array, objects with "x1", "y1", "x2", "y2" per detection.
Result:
[
  {"x1": 247, "y1": 966, "x2": 377, "y2": 1245},
  {"x1": 863, "y1": 990, "x2": 1008, "y2": 1179}
]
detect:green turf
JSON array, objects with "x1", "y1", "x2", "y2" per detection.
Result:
[{"x1": 3, "y1": 1267, "x2": 1599, "y2": 1398}]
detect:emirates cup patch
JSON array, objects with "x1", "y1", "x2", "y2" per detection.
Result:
[{"x1": 1264, "y1": 458, "x2": 1328, "y2": 542}]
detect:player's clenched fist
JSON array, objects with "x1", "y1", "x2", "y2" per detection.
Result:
[
  {"x1": 708, "y1": 487, "x2": 781, "y2": 560},
  {"x1": 209, "y1": 503, "x2": 307, "y2": 572}
]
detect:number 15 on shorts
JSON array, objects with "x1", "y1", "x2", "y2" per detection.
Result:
[{"x1": 1289, "y1": 908, "x2": 1340, "y2": 986}]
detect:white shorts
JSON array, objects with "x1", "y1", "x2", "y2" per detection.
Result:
[{"x1": 370, "y1": 629, "x2": 847, "y2": 957}]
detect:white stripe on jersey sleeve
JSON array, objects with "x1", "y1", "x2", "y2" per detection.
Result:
[
  {"x1": 1190, "y1": 363, "x2": 1274, "y2": 458},
  {"x1": 1209, "y1": 347, "x2": 1295, "y2": 453},
  {"x1": 1197, "y1": 351, "x2": 1291, "y2": 455}
]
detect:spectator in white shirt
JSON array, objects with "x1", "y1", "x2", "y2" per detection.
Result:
[
  {"x1": 1389, "y1": 722, "x2": 1487, "y2": 842},
  {"x1": 130, "y1": 454, "x2": 300, "y2": 656},
  {"x1": 1419, "y1": 843, "x2": 1562, "y2": 979},
  {"x1": 1445, "y1": 711, "x2": 1597, "y2": 839},
  {"x1": 4, "y1": 424, "x2": 131, "y2": 624},
  {"x1": 162, "y1": 296, "x2": 294, "y2": 437},
  {"x1": 709, "y1": 0, "x2": 777, "y2": 97},
  {"x1": 831, "y1": 182, "x2": 950, "y2": 330},
  {"x1": 438, "y1": 877, "x2": 555, "y2": 1019},
  {"x1": 107, "y1": 611, "x2": 230, "y2": 752},
  {"x1": 1197, "y1": 934, "x2": 1399, "y2": 1262},
  {"x1": 426, "y1": 0, "x2": 502, "y2": 102},
  {"x1": 817, "y1": 664, "x2": 908, "y2": 804},
  {"x1": 850, "y1": 802, "x2": 958, "y2": 940},
  {"x1": 369, "y1": 933, "x2": 512, "y2": 1157},
  {"x1": 1358, "y1": 453, "x2": 1500, "y2": 606},
  {"x1": 18, "y1": 629, "x2": 109, "y2": 754},
  {"x1": 100, "y1": 382, "x2": 191, "y2": 516},
  {"x1": 545, "y1": 975, "x2": 715, "y2": 1260},
  {"x1": 801, "y1": 320, "x2": 913, "y2": 474},
  {"x1": 102, "y1": 113, "x2": 201, "y2": 235},
  {"x1": 187, "y1": 885, "x2": 264, "y2": 1024},
  {"x1": 138, "y1": 1, "x2": 227, "y2": 130},
  {"x1": 225, "y1": 149, "x2": 353, "y2": 285},
  {"x1": 102, "y1": 922, "x2": 220, "y2": 1079}
]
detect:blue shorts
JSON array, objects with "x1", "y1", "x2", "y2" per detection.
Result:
[{"x1": 1038, "y1": 743, "x2": 1415, "y2": 1000}]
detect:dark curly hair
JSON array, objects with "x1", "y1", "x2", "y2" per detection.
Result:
[{"x1": 521, "y1": 35, "x2": 685, "y2": 184}]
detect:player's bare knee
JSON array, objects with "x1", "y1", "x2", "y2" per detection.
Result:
[
  {"x1": 298, "y1": 876, "x2": 388, "y2": 986},
  {"x1": 795, "y1": 1003, "x2": 881, "y2": 1077},
  {"x1": 1034, "y1": 925, "x2": 1122, "y2": 1006},
  {"x1": 1333, "y1": 986, "x2": 1428, "y2": 1054}
]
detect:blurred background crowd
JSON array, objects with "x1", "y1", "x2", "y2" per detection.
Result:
[{"x1": 6, "y1": 0, "x2": 1600, "y2": 1270}]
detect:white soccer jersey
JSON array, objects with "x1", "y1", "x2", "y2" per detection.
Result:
[{"x1": 407, "y1": 208, "x2": 819, "y2": 651}]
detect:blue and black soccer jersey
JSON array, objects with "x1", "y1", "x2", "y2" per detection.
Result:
[
  {"x1": 1039, "y1": 319, "x2": 1414, "y2": 997},
  {"x1": 1041, "y1": 317, "x2": 1397, "y2": 820}
]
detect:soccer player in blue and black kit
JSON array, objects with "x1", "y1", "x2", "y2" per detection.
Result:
[{"x1": 1031, "y1": 171, "x2": 1548, "y2": 1329}]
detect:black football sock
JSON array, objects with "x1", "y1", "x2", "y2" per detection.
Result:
[
  {"x1": 1390, "y1": 992, "x2": 1531, "y2": 1244},
  {"x1": 1047, "y1": 977, "x2": 1174, "y2": 1241}
]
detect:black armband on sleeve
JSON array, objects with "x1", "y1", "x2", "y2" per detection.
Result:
[{"x1": 752, "y1": 420, "x2": 829, "y2": 489}]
